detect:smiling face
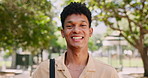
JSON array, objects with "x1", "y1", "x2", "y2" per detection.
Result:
[{"x1": 61, "y1": 14, "x2": 93, "y2": 49}]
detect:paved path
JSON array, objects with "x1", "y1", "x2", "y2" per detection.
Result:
[
  {"x1": 118, "y1": 67, "x2": 144, "y2": 78},
  {"x1": 14, "y1": 71, "x2": 30, "y2": 78},
  {"x1": 1, "y1": 67, "x2": 144, "y2": 78}
]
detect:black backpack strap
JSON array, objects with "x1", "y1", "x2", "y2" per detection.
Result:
[{"x1": 50, "y1": 59, "x2": 55, "y2": 78}]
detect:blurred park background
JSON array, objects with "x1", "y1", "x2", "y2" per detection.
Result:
[{"x1": 0, "y1": 0, "x2": 147, "y2": 78}]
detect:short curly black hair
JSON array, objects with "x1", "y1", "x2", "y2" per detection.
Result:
[{"x1": 60, "y1": 2, "x2": 92, "y2": 29}]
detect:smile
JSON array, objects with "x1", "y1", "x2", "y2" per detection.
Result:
[
  {"x1": 72, "y1": 37, "x2": 83, "y2": 39},
  {"x1": 71, "y1": 36, "x2": 84, "y2": 41}
]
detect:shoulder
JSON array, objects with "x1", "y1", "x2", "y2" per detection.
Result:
[
  {"x1": 93, "y1": 58, "x2": 117, "y2": 73},
  {"x1": 38, "y1": 59, "x2": 49, "y2": 69},
  {"x1": 33, "y1": 59, "x2": 49, "y2": 71},
  {"x1": 92, "y1": 58, "x2": 119, "y2": 78},
  {"x1": 31, "y1": 59, "x2": 49, "y2": 78}
]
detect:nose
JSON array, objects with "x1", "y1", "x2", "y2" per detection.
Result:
[{"x1": 72, "y1": 26, "x2": 80, "y2": 34}]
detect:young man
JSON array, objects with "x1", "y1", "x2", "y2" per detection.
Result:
[{"x1": 32, "y1": 2, "x2": 119, "y2": 78}]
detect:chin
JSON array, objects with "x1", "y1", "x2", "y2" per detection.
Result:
[{"x1": 71, "y1": 45, "x2": 82, "y2": 49}]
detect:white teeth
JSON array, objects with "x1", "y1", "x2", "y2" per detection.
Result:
[{"x1": 72, "y1": 37, "x2": 82, "y2": 39}]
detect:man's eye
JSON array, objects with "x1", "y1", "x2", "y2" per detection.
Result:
[
  {"x1": 66, "y1": 25, "x2": 72, "y2": 28},
  {"x1": 81, "y1": 25, "x2": 86, "y2": 26}
]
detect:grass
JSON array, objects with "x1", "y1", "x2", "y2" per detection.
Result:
[
  {"x1": 0, "y1": 55, "x2": 143, "y2": 69},
  {"x1": 95, "y1": 57, "x2": 143, "y2": 67},
  {"x1": 0, "y1": 61, "x2": 11, "y2": 68}
]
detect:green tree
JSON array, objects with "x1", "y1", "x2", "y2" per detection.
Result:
[
  {"x1": 0, "y1": 0, "x2": 58, "y2": 56},
  {"x1": 0, "y1": 0, "x2": 63, "y2": 68},
  {"x1": 89, "y1": 34, "x2": 103, "y2": 52},
  {"x1": 91, "y1": 0, "x2": 148, "y2": 77}
]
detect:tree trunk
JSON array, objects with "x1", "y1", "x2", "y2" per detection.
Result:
[
  {"x1": 139, "y1": 48, "x2": 148, "y2": 77},
  {"x1": 40, "y1": 49, "x2": 43, "y2": 62},
  {"x1": 11, "y1": 52, "x2": 16, "y2": 68},
  {"x1": 11, "y1": 47, "x2": 17, "y2": 68}
]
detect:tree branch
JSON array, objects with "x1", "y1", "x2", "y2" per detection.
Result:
[
  {"x1": 107, "y1": 23, "x2": 125, "y2": 32},
  {"x1": 123, "y1": 7, "x2": 133, "y2": 32},
  {"x1": 116, "y1": 21, "x2": 120, "y2": 29},
  {"x1": 140, "y1": 0, "x2": 146, "y2": 15},
  {"x1": 143, "y1": 29, "x2": 148, "y2": 34},
  {"x1": 139, "y1": 27, "x2": 145, "y2": 50},
  {"x1": 120, "y1": 33, "x2": 137, "y2": 48},
  {"x1": 122, "y1": 7, "x2": 146, "y2": 50}
]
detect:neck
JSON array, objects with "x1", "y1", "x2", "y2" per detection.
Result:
[{"x1": 65, "y1": 48, "x2": 89, "y2": 66}]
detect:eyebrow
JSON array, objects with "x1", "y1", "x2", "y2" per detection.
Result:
[{"x1": 65, "y1": 20, "x2": 87, "y2": 24}]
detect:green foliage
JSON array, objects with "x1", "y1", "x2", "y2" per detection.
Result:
[
  {"x1": 91, "y1": 0, "x2": 148, "y2": 49},
  {"x1": 89, "y1": 38, "x2": 97, "y2": 52},
  {"x1": 0, "y1": 0, "x2": 57, "y2": 54},
  {"x1": 90, "y1": 0, "x2": 148, "y2": 76},
  {"x1": 88, "y1": 36, "x2": 102, "y2": 52}
]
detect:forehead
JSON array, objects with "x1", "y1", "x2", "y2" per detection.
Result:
[{"x1": 64, "y1": 14, "x2": 89, "y2": 24}]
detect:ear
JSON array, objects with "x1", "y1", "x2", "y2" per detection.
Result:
[
  {"x1": 89, "y1": 28, "x2": 93, "y2": 37},
  {"x1": 61, "y1": 29, "x2": 65, "y2": 38}
]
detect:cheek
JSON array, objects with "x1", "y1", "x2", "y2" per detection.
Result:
[
  {"x1": 64, "y1": 31, "x2": 71, "y2": 37},
  {"x1": 83, "y1": 30, "x2": 91, "y2": 36}
]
